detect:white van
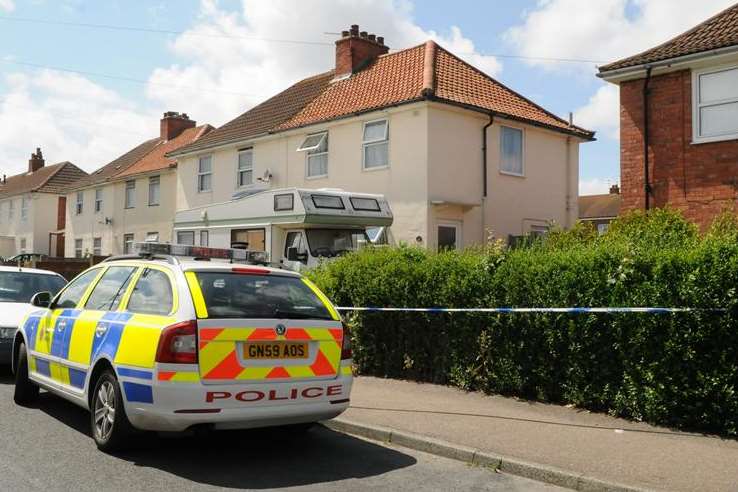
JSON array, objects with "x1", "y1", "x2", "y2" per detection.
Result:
[{"x1": 173, "y1": 188, "x2": 393, "y2": 271}]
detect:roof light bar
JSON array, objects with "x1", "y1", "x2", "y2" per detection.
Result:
[{"x1": 135, "y1": 242, "x2": 268, "y2": 265}]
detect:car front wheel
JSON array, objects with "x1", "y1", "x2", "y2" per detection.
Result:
[{"x1": 13, "y1": 343, "x2": 39, "y2": 405}]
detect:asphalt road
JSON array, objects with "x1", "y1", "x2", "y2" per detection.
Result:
[{"x1": 0, "y1": 368, "x2": 561, "y2": 491}]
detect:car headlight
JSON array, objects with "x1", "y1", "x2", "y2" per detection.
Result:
[{"x1": 0, "y1": 327, "x2": 17, "y2": 339}]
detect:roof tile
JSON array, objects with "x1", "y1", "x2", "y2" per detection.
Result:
[
  {"x1": 578, "y1": 193, "x2": 621, "y2": 219},
  {"x1": 0, "y1": 162, "x2": 88, "y2": 199}
]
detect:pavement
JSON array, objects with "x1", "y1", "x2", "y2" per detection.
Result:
[
  {"x1": 0, "y1": 368, "x2": 560, "y2": 492},
  {"x1": 333, "y1": 377, "x2": 738, "y2": 492}
]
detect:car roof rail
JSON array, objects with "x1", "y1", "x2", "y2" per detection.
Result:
[{"x1": 101, "y1": 253, "x2": 179, "y2": 265}]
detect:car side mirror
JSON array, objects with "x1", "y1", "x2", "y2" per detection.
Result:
[
  {"x1": 286, "y1": 247, "x2": 307, "y2": 263},
  {"x1": 30, "y1": 291, "x2": 52, "y2": 308}
]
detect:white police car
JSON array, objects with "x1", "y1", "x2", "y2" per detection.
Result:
[{"x1": 12, "y1": 245, "x2": 352, "y2": 451}]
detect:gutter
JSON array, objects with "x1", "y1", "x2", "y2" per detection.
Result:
[
  {"x1": 643, "y1": 66, "x2": 652, "y2": 211},
  {"x1": 598, "y1": 45, "x2": 738, "y2": 82},
  {"x1": 482, "y1": 114, "x2": 494, "y2": 198}
]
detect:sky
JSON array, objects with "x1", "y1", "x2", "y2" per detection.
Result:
[{"x1": 0, "y1": 0, "x2": 735, "y2": 195}]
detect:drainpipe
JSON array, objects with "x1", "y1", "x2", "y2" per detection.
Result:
[
  {"x1": 482, "y1": 114, "x2": 494, "y2": 243},
  {"x1": 643, "y1": 66, "x2": 653, "y2": 210}
]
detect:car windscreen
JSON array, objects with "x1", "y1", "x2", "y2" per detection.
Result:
[
  {"x1": 0, "y1": 272, "x2": 66, "y2": 303},
  {"x1": 305, "y1": 229, "x2": 368, "y2": 258},
  {"x1": 193, "y1": 272, "x2": 333, "y2": 320}
]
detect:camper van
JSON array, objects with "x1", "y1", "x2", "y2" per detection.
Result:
[{"x1": 173, "y1": 188, "x2": 393, "y2": 271}]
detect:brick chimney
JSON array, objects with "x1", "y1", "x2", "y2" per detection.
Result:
[
  {"x1": 28, "y1": 148, "x2": 44, "y2": 173},
  {"x1": 335, "y1": 24, "x2": 389, "y2": 78},
  {"x1": 160, "y1": 112, "x2": 196, "y2": 141},
  {"x1": 610, "y1": 184, "x2": 620, "y2": 194}
]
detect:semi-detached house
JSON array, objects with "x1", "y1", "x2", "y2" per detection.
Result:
[
  {"x1": 65, "y1": 112, "x2": 213, "y2": 257},
  {"x1": 0, "y1": 149, "x2": 87, "y2": 257},
  {"x1": 170, "y1": 25, "x2": 594, "y2": 252}
]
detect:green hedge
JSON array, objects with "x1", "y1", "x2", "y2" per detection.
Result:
[{"x1": 307, "y1": 209, "x2": 738, "y2": 436}]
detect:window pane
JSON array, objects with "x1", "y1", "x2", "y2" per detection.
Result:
[
  {"x1": 200, "y1": 230, "x2": 209, "y2": 247},
  {"x1": 85, "y1": 266, "x2": 136, "y2": 311},
  {"x1": 501, "y1": 127, "x2": 523, "y2": 174},
  {"x1": 127, "y1": 269, "x2": 173, "y2": 316},
  {"x1": 364, "y1": 141, "x2": 388, "y2": 168},
  {"x1": 307, "y1": 153, "x2": 328, "y2": 177},
  {"x1": 238, "y1": 169, "x2": 253, "y2": 187},
  {"x1": 700, "y1": 102, "x2": 738, "y2": 137},
  {"x1": 700, "y1": 68, "x2": 738, "y2": 104},
  {"x1": 199, "y1": 156, "x2": 212, "y2": 173},
  {"x1": 149, "y1": 177, "x2": 160, "y2": 205},
  {"x1": 438, "y1": 226, "x2": 457, "y2": 251},
  {"x1": 177, "y1": 231, "x2": 195, "y2": 246},
  {"x1": 363, "y1": 120, "x2": 387, "y2": 142},
  {"x1": 238, "y1": 150, "x2": 253, "y2": 170},
  {"x1": 199, "y1": 173, "x2": 212, "y2": 192},
  {"x1": 55, "y1": 268, "x2": 101, "y2": 309},
  {"x1": 297, "y1": 133, "x2": 325, "y2": 151},
  {"x1": 123, "y1": 234, "x2": 134, "y2": 254}
]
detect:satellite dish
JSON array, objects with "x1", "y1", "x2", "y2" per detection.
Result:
[{"x1": 258, "y1": 169, "x2": 272, "y2": 183}]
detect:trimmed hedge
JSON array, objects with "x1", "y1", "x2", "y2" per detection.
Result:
[{"x1": 307, "y1": 209, "x2": 738, "y2": 436}]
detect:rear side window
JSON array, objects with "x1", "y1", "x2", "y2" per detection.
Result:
[
  {"x1": 193, "y1": 272, "x2": 332, "y2": 320},
  {"x1": 85, "y1": 266, "x2": 137, "y2": 311},
  {"x1": 127, "y1": 269, "x2": 173, "y2": 316},
  {"x1": 54, "y1": 268, "x2": 101, "y2": 309}
]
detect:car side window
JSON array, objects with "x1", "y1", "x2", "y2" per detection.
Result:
[
  {"x1": 53, "y1": 268, "x2": 101, "y2": 309},
  {"x1": 85, "y1": 266, "x2": 137, "y2": 312},
  {"x1": 126, "y1": 268, "x2": 173, "y2": 316}
]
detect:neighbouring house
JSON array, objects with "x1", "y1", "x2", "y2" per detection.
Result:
[
  {"x1": 64, "y1": 112, "x2": 213, "y2": 257},
  {"x1": 598, "y1": 4, "x2": 738, "y2": 229},
  {"x1": 169, "y1": 25, "x2": 594, "y2": 252},
  {"x1": 579, "y1": 184, "x2": 621, "y2": 234},
  {"x1": 0, "y1": 149, "x2": 87, "y2": 257}
]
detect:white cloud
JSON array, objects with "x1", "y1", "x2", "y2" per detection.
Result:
[
  {"x1": 574, "y1": 84, "x2": 619, "y2": 140},
  {"x1": 0, "y1": 70, "x2": 157, "y2": 175},
  {"x1": 580, "y1": 177, "x2": 618, "y2": 195},
  {"x1": 506, "y1": 0, "x2": 736, "y2": 72},
  {"x1": 0, "y1": 0, "x2": 14, "y2": 12},
  {"x1": 147, "y1": 0, "x2": 501, "y2": 126}
]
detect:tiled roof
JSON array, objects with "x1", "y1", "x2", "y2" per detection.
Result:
[
  {"x1": 0, "y1": 162, "x2": 88, "y2": 199},
  {"x1": 600, "y1": 4, "x2": 738, "y2": 73},
  {"x1": 578, "y1": 193, "x2": 621, "y2": 219},
  {"x1": 72, "y1": 124, "x2": 213, "y2": 190},
  {"x1": 174, "y1": 41, "x2": 593, "y2": 156},
  {"x1": 117, "y1": 125, "x2": 214, "y2": 179}
]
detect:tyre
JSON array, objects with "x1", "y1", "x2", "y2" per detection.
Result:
[
  {"x1": 13, "y1": 343, "x2": 39, "y2": 405},
  {"x1": 90, "y1": 369, "x2": 134, "y2": 452}
]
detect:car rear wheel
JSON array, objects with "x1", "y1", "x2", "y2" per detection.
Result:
[
  {"x1": 13, "y1": 343, "x2": 39, "y2": 405},
  {"x1": 91, "y1": 370, "x2": 134, "y2": 452}
]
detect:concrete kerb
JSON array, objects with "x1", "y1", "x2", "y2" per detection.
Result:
[{"x1": 322, "y1": 418, "x2": 649, "y2": 492}]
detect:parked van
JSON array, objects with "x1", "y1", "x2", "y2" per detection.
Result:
[{"x1": 173, "y1": 188, "x2": 393, "y2": 271}]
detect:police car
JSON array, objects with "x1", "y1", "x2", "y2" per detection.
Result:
[{"x1": 12, "y1": 244, "x2": 352, "y2": 452}]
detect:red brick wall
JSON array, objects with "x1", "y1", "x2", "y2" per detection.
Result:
[{"x1": 620, "y1": 69, "x2": 738, "y2": 229}]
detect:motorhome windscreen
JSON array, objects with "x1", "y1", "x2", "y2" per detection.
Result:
[
  {"x1": 305, "y1": 229, "x2": 368, "y2": 257},
  {"x1": 349, "y1": 197, "x2": 380, "y2": 211},
  {"x1": 311, "y1": 195, "x2": 345, "y2": 210}
]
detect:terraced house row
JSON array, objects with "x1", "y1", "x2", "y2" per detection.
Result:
[{"x1": 0, "y1": 25, "x2": 595, "y2": 258}]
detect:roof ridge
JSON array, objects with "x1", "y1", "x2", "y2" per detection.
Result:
[
  {"x1": 599, "y1": 3, "x2": 738, "y2": 72},
  {"x1": 421, "y1": 40, "x2": 437, "y2": 96},
  {"x1": 431, "y1": 41, "x2": 591, "y2": 135}
]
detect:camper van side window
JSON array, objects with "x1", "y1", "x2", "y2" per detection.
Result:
[
  {"x1": 285, "y1": 232, "x2": 307, "y2": 256},
  {"x1": 274, "y1": 193, "x2": 294, "y2": 211},
  {"x1": 350, "y1": 197, "x2": 380, "y2": 212}
]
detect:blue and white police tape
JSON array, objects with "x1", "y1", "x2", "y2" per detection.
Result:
[{"x1": 335, "y1": 306, "x2": 727, "y2": 313}]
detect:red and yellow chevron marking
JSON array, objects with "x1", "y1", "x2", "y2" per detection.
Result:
[
  {"x1": 158, "y1": 371, "x2": 200, "y2": 383},
  {"x1": 198, "y1": 327, "x2": 343, "y2": 381}
]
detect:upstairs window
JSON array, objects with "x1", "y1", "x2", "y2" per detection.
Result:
[
  {"x1": 362, "y1": 120, "x2": 389, "y2": 169},
  {"x1": 148, "y1": 175, "x2": 160, "y2": 206},
  {"x1": 94, "y1": 188, "x2": 103, "y2": 213},
  {"x1": 500, "y1": 126, "x2": 524, "y2": 176},
  {"x1": 237, "y1": 148, "x2": 253, "y2": 187},
  {"x1": 75, "y1": 191, "x2": 83, "y2": 215},
  {"x1": 198, "y1": 156, "x2": 212, "y2": 193},
  {"x1": 298, "y1": 132, "x2": 328, "y2": 178},
  {"x1": 693, "y1": 66, "x2": 738, "y2": 143},
  {"x1": 21, "y1": 197, "x2": 28, "y2": 221},
  {"x1": 125, "y1": 180, "x2": 136, "y2": 209}
]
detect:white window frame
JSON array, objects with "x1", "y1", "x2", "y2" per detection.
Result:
[
  {"x1": 200, "y1": 230, "x2": 209, "y2": 247},
  {"x1": 93, "y1": 237, "x2": 102, "y2": 256},
  {"x1": 125, "y1": 180, "x2": 136, "y2": 209},
  {"x1": 145, "y1": 232, "x2": 159, "y2": 243},
  {"x1": 198, "y1": 155, "x2": 213, "y2": 193},
  {"x1": 499, "y1": 125, "x2": 525, "y2": 177},
  {"x1": 94, "y1": 188, "x2": 103, "y2": 213},
  {"x1": 237, "y1": 148, "x2": 254, "y2": 188},
  {"x1": 75, "y1": 191, "x2": 83, "y2": 215},
  {"x1": 437, "y1": 221, "x2": 462, "y2": 251},
  {"x1": 362, "y1": 119, "x2": 389, "y2": 170},
  {"x1": 21, "y1": 197, "x2": 29, "y2": 221},
  {"x1": 692, "y1": 64, "x2": 738, "y2": 144},
  {"x1": 302, "y1": 132, "x2": 328, "y2": 179},
  {"x1": 148, "y1": 175, "x2": 160, "y2": 206},
  {"x1": 123, "y1": 234, "x2": 134, "y2": 254},
  {"x1": 75, "y1": 238, "x2": 84, "y2": 258}
]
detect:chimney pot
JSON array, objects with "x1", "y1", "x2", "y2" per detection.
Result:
[
  {"x1": 341, "y1": 30, "x2": 349, "y2": 37},
  {"x1": 335, "y1": 25, "x2": 389, "y2": 78},
  {"x1": 609, "y1": 184, "x2": 620, "y2": 194},
  {"x1": 160, "y1": 111, "x2": 196, "y2": 141},
  {"x1": 377, "y1": 36, "x2": 384, "y2": 45},
  {"x1": 360, "y1": 31, "x2": 368, "y2": 38},
  {"x1": 350, "y1": 24, "x2": 359, "y2": 36},
  {"x1": 368, "y1": 33, "x2": 376, "y2": 41},
  {"x1": 28, "y1": 147, "x2": 45, "y2": 173}
]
